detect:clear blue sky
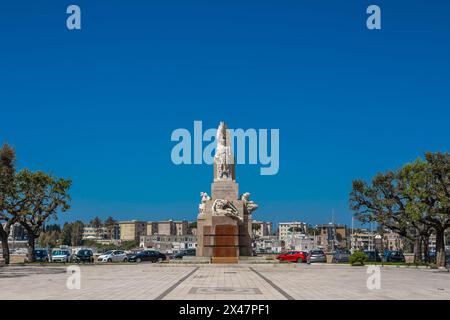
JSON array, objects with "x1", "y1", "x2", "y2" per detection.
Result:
[{"x1": 1, "y1": 1, "x2": 449, "y2": 228}]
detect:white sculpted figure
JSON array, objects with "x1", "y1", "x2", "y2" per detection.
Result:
[
  {"x1": 241, "y1": 192, "x2": 258, "y2": 215},
  {"x1": 212, "y1": 199, "x2": 241, "y2": 220},
  {"x1": 214, "y1": 122, "x2": 233, "y2": 180},
  {"x1": 198, "y1": 192, "x2": 211, "y2": 214}
]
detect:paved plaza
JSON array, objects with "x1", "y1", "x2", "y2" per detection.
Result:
[{"x1": 0, "y1": 263, "x2": 449, "y2": 300}]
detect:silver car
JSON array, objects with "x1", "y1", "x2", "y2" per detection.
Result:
[
  {"x1": 307, "y1": 249, "x2": 327, "y2": 263},
  {"x1": 97, "y1": 250, "x2": 128, "y2": 263},
  {"x1": 51, "y1": 250, "x2": 72, "y2": 263},
  {"x1": 332, "y1": 249, "x2": 351, "y2": 263}
]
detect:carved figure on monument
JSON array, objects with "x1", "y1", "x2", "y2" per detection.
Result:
[
  {"x1": 212, "y1": 199, "x2": 241, "y2": 220},
  {"x1": 214, "y1": 122, "x2": 234, "y2": 181},
  {"x1": 198, "y1": 192, "x2": 211, "y2": 215},
  {"x1": 241, "y1": 192, "x2": 259, "y2": 215}
]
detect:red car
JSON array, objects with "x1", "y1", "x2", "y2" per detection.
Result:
[{"x1": 276, "y1": 251, "x2": 307, "y2": 263}]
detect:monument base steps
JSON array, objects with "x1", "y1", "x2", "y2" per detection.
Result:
[{"x1": 211, "y1": 257, "x2": 239, "y2": 264}]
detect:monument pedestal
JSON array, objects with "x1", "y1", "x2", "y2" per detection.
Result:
[{"x1": 197, "y1": 215, "x2": 239, "y2": 258}]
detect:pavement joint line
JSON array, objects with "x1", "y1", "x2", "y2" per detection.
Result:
[
  {"x1": 249, "y1": 267, "x2": 294, "y2": 300},
  {"x1": 154, "y1": 266, "x2": 199, "y2": 300}
]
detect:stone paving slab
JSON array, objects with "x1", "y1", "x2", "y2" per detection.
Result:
[{"x1": 0, "y1": 263, "x2": 449, "y2": 300}]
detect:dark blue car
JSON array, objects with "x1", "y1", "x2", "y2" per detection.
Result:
[
  {"x1": 383, "y1": 250, "x2": 405, "y2": 263},
  {"x1": 35, "y1": 249, "x2": 50, "y2": 262}
]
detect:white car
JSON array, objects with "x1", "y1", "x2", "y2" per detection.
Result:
[
  {"x1": 97, "y1": 250, "x2": 128, "y2": 263},
  {"x1": 51, "y1": 250, "x2": 72, "y2": 263}
]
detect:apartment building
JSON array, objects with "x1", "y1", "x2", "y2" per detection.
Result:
[
  {"x1": 119, "y1": 220, "x2": 147, "y2": 242},
  {"x1": 139, "y1": 234, "x2": 197, "y2": 253},
  {"x1": 252, "y1": 220, "x2": 273, "y2": 238},
  {"x1": 350, "y1": 232, "x2": 376, "y2": 251},
  {"x1": 278, "y1": 222, "x2": 307, "y2": 242},
  {"x1": 146, "y1": 220, "x2": 189, "y2": 236},
  {"x1": 317, "y1": 223, "x2": 349, "y2": 252}
]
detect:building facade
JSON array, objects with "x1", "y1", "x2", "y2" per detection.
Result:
[
  {"x1": 119, "y1": 220, "x2": 147, "y2": 242},
  {"x1": 317, "y1": 223, "x2": 349, "y2": 252},
  {"x1": 350, "y1": 232, "x2": 376, "y2": 251},
  {"x1": 278, "y1": 222, "x2": 307, "y2": 243},
  {"x1": 253, "y1": 236, "x2": 282, "y2": 254},
  {"x1": 145, "y1": 220, "x2": 189, "y2": 236},
  {"x1": 139, "y1": 234, "x2": 197, "y2": 253},
  {"x1": 252, "y1": 220, "x2": 273, "y2": 238}
]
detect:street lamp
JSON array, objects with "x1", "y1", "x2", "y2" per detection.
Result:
[{"x1": 375, "y1": 234, "x2": 383, "y2": 267}]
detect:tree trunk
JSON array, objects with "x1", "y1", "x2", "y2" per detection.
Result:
[
  {"x1": 413, "y1": 237, "x2": 422, "y2": 264},
  {"x1": 422, "y1": 235, "x2": 430, "y2": 263},
  {"x1": 0, "y1": 231, "x2": 10, "y2": 265},
  {"x1": 0, "y1": 224, "x2": 11, "y2": 265},
  {"x1": 435, "y1": 227, "x2": 446, "y2": 268},
  {"x1": 27, "y1": 235, "x2": 36, "y2": 263}
]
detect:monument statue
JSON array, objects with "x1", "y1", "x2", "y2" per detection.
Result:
[
  {"x1": 196, "y1": 121, "x2": 258, "y2": 262},
  {"x1": 212, "y1": 199, "x2": 241, "y2": 220},
  {"x1": 198, "y1": 192, "x2": 211, "y2": 215},
  {"x1": 214, "y1": 122, "x2": 235, "y2": 181},
  {"x1": 241, "y1": 192, "x2": 259, "y2": 215}
]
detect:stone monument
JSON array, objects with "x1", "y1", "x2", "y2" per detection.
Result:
[{"x1": 196, "y1": 121, "x2": 258, "y2": 263}]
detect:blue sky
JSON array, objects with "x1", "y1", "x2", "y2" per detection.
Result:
[{"x1": 1, "y1": 1, "x2": 449, "y2": 228}]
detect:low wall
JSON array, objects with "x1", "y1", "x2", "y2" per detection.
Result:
[
  {"x1": 404, "y1": 253, "x2": 415, "y2": 263},
  {"x1": 10, "y1": 254, "x2": 27, "y2": 264}
]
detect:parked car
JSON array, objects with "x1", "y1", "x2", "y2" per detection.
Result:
[
  {"x1": 276, "y1": 251, "x2": 307, "y2": 263},
  {"x1": 97, "y1": 250, "x2": 128, "y2": 263},
  {"x1": 307, "y1": 249, "x2": 327, "y2": 263},
  {"x1": 383, "y1": 250, "x2": 405, "y2": 263},
  {"x1": 364, "y1": 250, "x2": 382, "y2": 262},
  {"x1": 426, "y1": 250, "x2": 450, "y2": 264},
  {"x1": 35, "y1": 249, "x2": 50, "y2": 262},
  {"x1": 51, "y1": 249, "x2": 72, "y2": 263},
  {"x1": 12, "y1": 248, "x2": 28, "y2": 255},
  {"x1": 332, "y1": 249, "x2": 351, "y2": 263},
  {"x1": 75, "y1": 249, "x2": 94, "y2": 263},
  {"x1": 173, "y1": 249, "x2": 196, "y2": 259},
  {"x1": 127, "y1": 250, "x2": 166, "y2": 263}
]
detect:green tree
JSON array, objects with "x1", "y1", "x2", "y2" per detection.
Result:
[
  {"x1": 104, "y1": 216, "x2": 116, "y2": 240},
  {"x1": 90, "y1": 216, "x2": 103, "y2": 239},
  {"x1": 39, "y1": 229, "x2": 61, "y2": 248},
  {"x1": 305, "y1": 224, "x2": 319, "y2": 236},
  {"x1": 350, "y1": 170, "x2": 429, "y2": 263},
  {"x1": 252, "y1": 224, "x2": 261, "y2": 231},
  {"x1": 189, "y1": 221, "x2": 197, "y2": 229},
  {"x1": 60, "y1": 222, "x2": 73, "y2": 246},
  {"x1": 350, "y1": 152, "x2": 450, "y2": 267},
  {"x1": 15, "y1": 170, "x2": 71, "y2": 262},
  {"x1": 349, "y1": 251, "x2": 368, "y2": 266},
  {"x1": 60, "y1": 221, "x2": 84, "y2": 246},
  {"x1": 44, "y1": 224, "x2": 61, "y2": 233},
  {"x1": 399, "y1": 153, "x2": 450, "y2": 267},
  {"x1": 70, "y1": 220, "x2": 84, "y2": 246},
  {"x1": 0, "y1": 143, "x2": 17, "y2": 264}
]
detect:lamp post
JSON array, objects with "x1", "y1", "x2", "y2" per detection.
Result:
[{"x1": 375, "y1": 234, "x2": 383, "y2": 267}]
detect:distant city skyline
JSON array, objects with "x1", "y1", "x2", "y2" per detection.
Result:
[{"x1": 1, "y1": 1, "x2": 449, "y2": 226}]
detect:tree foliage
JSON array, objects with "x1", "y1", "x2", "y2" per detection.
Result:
[
  {"x1": 104, "y1": 216, "x2": 117, "y2": 239},
  {"x1": 349, "y1": 251, "x2": 368, "y2": 266},
  {"x1": 350, "y1": 152, "x2": 450, "y2": 267},
  {"x1": 14, "y1": 169, "x2": 72, "y2": 262},
  {"x1": 0, "y1": 144, "x2": 17, "y2": 264},
  {"x1": 60, "y1": 220, "x2": 84, "y2": 246}
]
